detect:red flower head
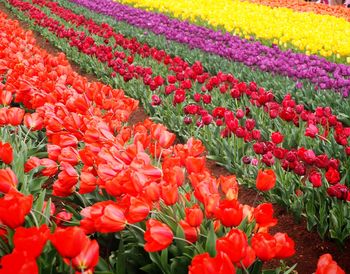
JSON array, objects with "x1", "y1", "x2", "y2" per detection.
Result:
[
  {"x1": 0, "y1": 168, "x2": 18, "y2": 193},
  {"x1": 0, "y1": 142, "x2": 13, "y2": 165},
  {"x1": 7, "y1": 107, "x2": 25, "y2": 126},
  {"x1": 315, "y1": 254, "x2": 345, "y2": 274},
  {"x1": 72, "y1": 239, "x2": 99, "y2": 272},
  {"x1": 216, "y1": 199, "x2": 243, "y2": 227},
  {"x1": 325, "y1": 167, "x2": 340, "y2": 185},
  {"x1": 0, "y1": 190, "x2": 33, "y2": 228},
  {"x1": 144, "y1": 219, "x2": 173, "y2": 252},
  {"x1": 14, "y1": 224, "x2": 50, "y2": 258},
  {"x1": 185, "y1": 205, "x2": 203, "y2": 227},
  {"x1": 189, "y1": 252, "x2": 236, "y2": 274},
  {"x1": 271, "y1": 131, "x2": 284, "y2": 144},
  {"x1": 251, "y1": 232, "x2": 276, "y2": 261},
  {"x1": 254, "y1": 203, "x2": 278, "y2": 231},
  {"x1": 216, "y1": 228, "x2": 248, "y2": 263},
  {"x1": 0, "y1": 250, "x2": 38, "y2": 274},
  {"x1": 273, "y1": 233, "x2": 295, "y2": 259},
  {"x1": 23, "y1": 113, "x2": 44, "y2": 131},
  {"x1": 179, "y1": 220, "x2": 198, "y2": 243},
  {"x1": 256, "y1": 169, "x2": 276, "y2": 191},
  {"x1": 309, "y1": 170, "x2": 322, "y2": 188},
  {"x1": 50, "y1": 226, "x2": 89, "y2": 258}
]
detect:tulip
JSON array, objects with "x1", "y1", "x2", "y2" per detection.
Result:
[
  {"x1": 0, "y1": 142, "x2": 13, "y2": 165},
  {"x1": 14, "y1": 225, "x2": 50, "y2": 258},
  {"x1": 216, "y1": 228, "x2": 248, "y2": 263},
  {"x1": 144, "y1": 219, "x2": 173, "y2": 252},
  {"x1": 0, "y1": 190, "x2": 33, "y2": 228},
  {"x1": 179, "y1": 220, "x2": 198, "y2": 243},
  {"x1": 189, "y1": 252, "x2": 236, "y2": 274},
  {"x1": 72, "y1": 239, "x2": 99, "y2": 272},
  {"x1": 215, "y1": 199, "x2": 243, "y2": 227},
  {"x1": 0, "y1": 251, "x2": 38, "y2": 274},
  {"x1": 315, "y1": 254, "x2": 345, "y2": 274},
  {"x1": 273, "y1": 233, "x2": 295, "y2": 259},
  {"x1": 251, "y1": 232, "x2": 276, "y2": 261},
  {"x1": 0, "y1": 168, "x2": 17, "y2": 193},
  {"x1": 185, "y1": 205, "x2": 203, "y2": 227},
  {"x1": 50, "y1": 226, "x2": 89, "y2": 258},
  {"x1": 256, "y1": 169, "x2": 276, "y2": 191}
]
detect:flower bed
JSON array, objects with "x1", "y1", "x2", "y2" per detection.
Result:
[
  {"x1": 0, "y1": 9, "x2": 318, "y2": 273},
  {"x1": 69, "y1": 0, "x2": 350, "y2": 96},
  {"x1": 115, "y1": 0, "x2": 350, "y2": 61},
  {"x1": 3, "y1": 0, "x2": 350, "y2": 244}
]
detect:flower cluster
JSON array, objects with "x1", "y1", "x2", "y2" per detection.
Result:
[
  {"x1": 70, "y1": 0, "x2": 350, "y2": 95},
  {"x1": 0, "y1": 9, "x2": 301, "y2": 273},
  {"x1": 116, "y1": 0, "x2": 350, "y2": 59}
]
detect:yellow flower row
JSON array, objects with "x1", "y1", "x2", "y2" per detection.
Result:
[{"x1": 116, "y1": 0, "x2": 350, "y2": 61}]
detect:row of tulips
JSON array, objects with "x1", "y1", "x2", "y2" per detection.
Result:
[
  {"x1": 22, "y1": 0, "x2": 350, "y2": 166},
  {"x1": 246, "y1": 0, "x2": 350, "y2": 22},
  {"x1": 115, "y1": 0, "x2": 350, "y2": 61},
  {"x1": 0, "y1": 10, "x2": 314, "y2": 273},
  {"x1": 68, "y1": 0, "x2": 350, "y2": 96},
  {"x1": 5, "y1": 0, "x2": 350, "y2": 243}
]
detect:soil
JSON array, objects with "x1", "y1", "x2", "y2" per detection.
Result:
[{"x1": 1, "y1": 2, "x2": 349, "y2": 273}]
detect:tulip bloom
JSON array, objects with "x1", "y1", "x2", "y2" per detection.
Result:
[
  {"x1": 7, "y1": 107, "x2": 25, "y2": 126},
  {"x1": 72, "y1": 239, "x2": 99, "y2": 272},
  {"x1": 216, "y1": 228, "x2": 248, "y2": 263},
  {"x1": 0, "y1": 251, "x2": 38, "y2": 274},
  {"x1": 251, "y1": 232, "x2": 276, "y2": 261},
  {"x1": 274, "y1": 233, "x2": 295, "y2": 259},
  {"x1": 185, "y1": 205, "x2": 203, "y2": 227},
  {"x1": 144, "y1": 219, "x2": 173, "y2": 252},
  {"x1": 14, "y1": 225, "x2": 50, "y2": 258},
  {"x1": 50, "y1": 226, "x2": 89, "y2": 258},
  {"x1": 315, "y1": 254, "x2": 345, "y2": 274},
  {"x1": 0, "y1": 142, "x2": 13, "y2": 165},
  {"x1": 215, "y1": 199, "x2": 243, "y2": 227},
  {"x1": 0, "y1": 168, "x2": 18, "y2": 193},
  {"x1": 0, "y1": 190, "x2": 33, "y2": 228},
  {"x1": 179, "y1": 220, "x2": 198, "y2": 243},
  {"x1": 189, "y1": 252, "x2": 236, "y2": 274},
  {"x1": 256, "y1": 169, "x2": 276, "y2": 191},
  {"x1": 253, "y1": 203, "x2": 278, "y2": 230},
  {"x1": 23, "y1": 113, "x2": 44, "y2": 131}
]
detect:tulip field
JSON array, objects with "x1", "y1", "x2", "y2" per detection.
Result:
[{"x1": 0, "y1": 0, "x2": 349, "y2": 273}]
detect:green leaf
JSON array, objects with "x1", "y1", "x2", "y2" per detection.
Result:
[{"x1": 205, "y1": 222, "x2": 217, "y2": 257}]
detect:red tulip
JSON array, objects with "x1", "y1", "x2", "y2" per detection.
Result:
[
  {"x1": 40, "y1": 158, "x2": 59, "y2": 177},
  {"x1": 0, "y1": 89, "x2": 12, "y2": 106},
  {"x1": 0, "y1": 250, "x2": 38, "y2": 274},
  {"x1": 185, "y1": 205, "x2": 203, "y2": 227},
  {"x1": 325, "y1": 167, "x2": 340, "y2": 185},
  {"x1": 251, "y1": 232, "x2": 276, "y2": 261},
  {"x1": 14, "y1": 224, "x2": 50, "y2": 258},
  {"x1": 23, "y1": 113, "x2": 44, "y2": 131},
  {"x1": 185, "y1": 156, "x2": 206, "y2": 174},
  {"x1": 78, "y1": 171, "x2": 97, "y2": 194},
  {"x1": 0, "y1": 190, "x2": 33, "y2": 228},
  {"x1": 238, "y1": 246, "x2": 256, "y2": 269},
  {"x1": 0, "y1": 142, "x2": 13, "y2": 164},
  {"x1": 256, "y1": 169, "x2": 276, "y2": 191},
  {"x1": 50, "y1": 226, "x2": 89, "y2": 258},
  {"x1": 315, "y1": 254, "x2": 345, "y2": 274},
  {"x1": 6, "y1": 107, "x2": 24, "y2": 126},
  {"x1": 179, "y1": 220, "x2": 198, "y2": 243},
  {"x1": 161, "y1": 182, "x2": 178, "y2": 206},
  {"x1": 309, "y1": 170, "x2": 322, "y2": 188},
  {"x1": 189, "y1": 252, "x2": 236, "y2": 274},
  {"x1": 273, "y1": 233, "x2": 295, "y2": 259},
  {"x1": 144, "y1": 219, "x2": 173, "y2": 252},
  {"x1": 216, "y1": 199, "x2": 243, "y2": 227},
  {"x1": 271, "y1": 131, "x2": 284, "y2": 144},
  {"x1": 253, "y1": 203, "x2": 278, "y2": 230},
  {"x1": 216, "y1": 228, "x2": 248, "y2": 263},
  {"x1": 72, "y1": 239, "x2": 99, "y2": 272},
  {"x1": 0, "y1": 168, "x2": 18, "y2": 193},
  {"x1": 126, "y1": 197, "x2": 150, "y2": 224}
]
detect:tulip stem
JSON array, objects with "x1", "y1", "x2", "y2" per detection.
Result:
[
  {"x1": 173, "y1": 237, "x2": 201, "y2": 253},
  {"x1": 127, "y1": 223, "x2": 145, "y2": 233},
  {"x1": 240, "y1": 261, "x2": 250, "y2": 274}
]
